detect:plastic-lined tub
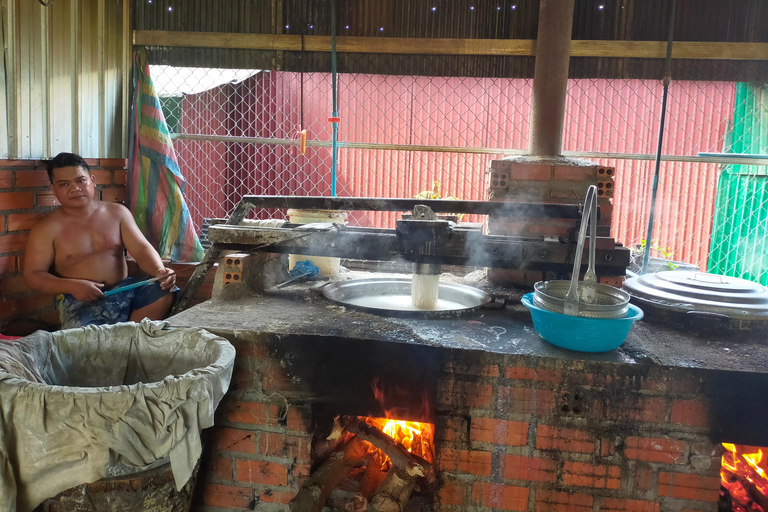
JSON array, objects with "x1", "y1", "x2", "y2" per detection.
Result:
[
  {"x1": 522, "y1": 292, "x2": 644, "y2": 353},
  {"x1": 0, "y1": 319, "x2": 235, "y2": 512}
]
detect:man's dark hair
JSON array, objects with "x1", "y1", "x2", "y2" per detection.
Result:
[{"x1": 46, "y1": 153, "x2": 90, "y2": 182}]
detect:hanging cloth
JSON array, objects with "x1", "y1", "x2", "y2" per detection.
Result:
[{"x1": 128, "y1": 49, "x2": 204, "y2": 262}]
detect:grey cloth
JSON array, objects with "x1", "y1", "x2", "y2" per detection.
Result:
[{"x1": 0, "y1": 319, "x2": 235, "y2": 512}]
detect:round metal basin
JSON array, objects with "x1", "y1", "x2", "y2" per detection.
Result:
[{"x1": 321, "y1": 277, "x2": 491, "y2": 318}]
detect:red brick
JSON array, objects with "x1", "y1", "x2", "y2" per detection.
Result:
[
  {"x1": 259, "y1": 488, "x2": 294, "y2": 504},
  {"x1": 670, "y1": 400, "x2": 709, "y2": 427},
  {"x1": 235, "y1": 343, "x2": 271, "y2": 360},
  {"x1": 287, "y1": 406, "x2": 309, "y2": 432},
  {"x1": 291, "y1": 464, "x2": 310, "y2": 478},
  {"x1": 0, "y1": 215, "x2": 4, "y2": 233},
  {"x1": 470, "y1": 417, "x2": 528, "y2": 446},
  {"x1": 553, "y1": 165, "x2": 597, "y2": 181},
  {"x1": 639, "y1": 374, "x2": 701, "y2": 394},
  {"x1": 438, "y1": 479, "x2": 469, "y2": 506},
  {"x1": 471, "y1": 482, "x2": 529, "y2": 511},
  {"x1": 1, "y1": 275, "x2": 29, "y2": 295},
  {"x1": 36, "y1": 191, "x2": 59, "y2": 207},
  {"x1": 227, "y1": 400, "x2": 280, "y2": 427},
  {"x1": 259, "y1": 433, "x2": 311, "y2": 462},
  {"x1": 262, "y1": 365, "x2": 294, "y2": 391},
  {"x1": 436, "y1": 416, "x2": 467, "y2": 442},
  {"x1": 8, "y1": 213, "x2": 43, "y2": 231},
  {"x1": 100, "y1": 187, "x2": 125, "y2": 203},
  {"x1": 0, "y1": 233, "x2": 28, "y2": 252},
  {"x1": 235, "y1": 459, "x2": 288, "y2": 486},
  {"x1": 202, "y1": 484, "x2": 253, "y2": 510},
  {"x1": 0, "y1": 171, "x2": 12, "y2": 188},
  {"x1": 213, "y1": 427, "x2": 256, "y2": 453},
  {"x1": 114, "y1": 170, "x2": 127, "y2": 184},
  {"x1": 501, "y1": 454, "x2": 557, "y2": 482},
  {"x1": 504, "y1": 366, "x2": 563, "y2": 382},
  {"x1": 436, "y1": 448, "x2": 493, "y2": 476},
  {"x1": 90, "y1": 169, "x2": 113, "y2": 185},
  {"x1": 625, "y1": 437, "x2": 686, "y2": 464},
  {"x1": 633, "y1": 467, "x2": 652, "y2": 492},
  {"x1": 496, "y1": 386, "x2": 556, "y2": 415},
  {"x1": 438, "y1": 378, "x2": 494, "y2": 409},
  {"x1": 0, "y1": 160, "x2": 34, "y2": 168},
  {"x1": 658, "y1": 472, "x2": 721, "y2": 503},
  {"x1": 535, "y1": 489, "x2": 593, "y2": 512},
  {"x1": 0, "y1": 256, "x2": 17, "y2": 274},
  {"x1": 509, "y1": 163, "x2": 552, "y2": 181},
  {"x1": 99, "y1": 158, "x2": 127, "y2": 167},
  {"x1": 15, "y1": 170, "x2": 49, "y2": 187},
  {"x1": 563, "y1": 461, "x2": 621, "y2": 489},
  {"x1": 445, "y1": 361, "x2": 500, "y2": 377},
  {"x1": 601, "y1": 437, "x2": 616, "y2": 457},
  {"x1": 536, "y1": 425, "x2": 595, "y2": 454},
  {"x1": 0, "y1": 192, "x2": 34, "y2": 210},
  {"x1": 600, "y1": 497, "x2": 660, "y2": 512},
  {"x1": 84, "y1": 158, "x2": 100, "y2": 166},
  {"x1": 0, "y1": 299, "x2": 19, "y2": 319},
  {"x1": 211, "y1": 456, "x2": 234, "y2": 480},
  {"x1": 604, "y1": 396, "x2": 667, "y2": 424}
]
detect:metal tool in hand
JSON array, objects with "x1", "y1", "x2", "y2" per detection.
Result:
[{"x1": 103, "y1": 276, "x2": 162, "y2": 297}]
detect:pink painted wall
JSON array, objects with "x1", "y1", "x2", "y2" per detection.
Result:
[{"x1": 174, "y1": 72, "x2": 734, "y2": 270}]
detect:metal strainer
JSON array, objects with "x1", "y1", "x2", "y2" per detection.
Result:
[{"x1": 533, "y1": 185, "x2": 630, "y2": 318}]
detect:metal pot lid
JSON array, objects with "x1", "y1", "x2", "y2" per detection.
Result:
[{"x1": 623, "y1": 271, "x2": 768, "y2": 319}]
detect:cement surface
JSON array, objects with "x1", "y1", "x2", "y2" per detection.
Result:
[{"x1": 168, "y1": 271, "x2": 768, "y2": 374}]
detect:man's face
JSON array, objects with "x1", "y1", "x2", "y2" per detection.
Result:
[{"x1": 50, "y1": 166, "x2": 96, "y2": 208}]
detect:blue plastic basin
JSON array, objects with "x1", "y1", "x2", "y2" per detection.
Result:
[{"x1": 521, "y1": 292, "x2": 644, "y2": 353}]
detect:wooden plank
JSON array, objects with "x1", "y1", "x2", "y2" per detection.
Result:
[{"x1": 133, "y1": 30, "x2": 768, "y2": 60}]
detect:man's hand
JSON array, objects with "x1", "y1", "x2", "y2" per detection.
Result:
[
  {"x1": 69, "y1": 279, "x2": 105, "y2": 302},
  {"x1": 155, "y1": 267, "x2": 176, "y2": 291}
]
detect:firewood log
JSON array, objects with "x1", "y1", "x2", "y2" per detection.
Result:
[
  {"x1": 289, "y1": 436, "x2": 368, "y2": 512},
  {"x1": 348, "y1": 419, "x2": 433, "y2": 480},
  {"x1": 367, "y1": 463, "x2": 419, "y2": 512}
]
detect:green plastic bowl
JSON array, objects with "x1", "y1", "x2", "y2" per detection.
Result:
[{"x1": 522, "y1": 292, "x2": 644, "y2": 352}]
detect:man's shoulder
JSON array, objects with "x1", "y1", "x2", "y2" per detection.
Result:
[{"x1": 100, "y1": 201, "x2": 130, "y2": 217}]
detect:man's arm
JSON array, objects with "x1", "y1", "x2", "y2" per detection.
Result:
[
  {"x1": 117, "y1": 205, "x2": 176, "y2": 290},
  {"x1": 24, "y1": 221, "x2": 105, "y2": 301}
]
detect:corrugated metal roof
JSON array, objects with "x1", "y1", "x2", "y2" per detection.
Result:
[{"x1": 135, "y1": 0, "x2": 768, "y2": 80}]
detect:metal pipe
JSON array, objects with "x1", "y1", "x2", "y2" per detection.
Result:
[
  {"x1": 528, "y1": 0, "x2": 576, "y2": 157},
  {"x1": 170, "y1": 134, "x2": 768, "y2": 166},
  {"x1": 641, "y1": 0, "x2": 677, "y2": 275},
  {"x1": 330, "y1": 0, "x2": 338, "y2": 196}
]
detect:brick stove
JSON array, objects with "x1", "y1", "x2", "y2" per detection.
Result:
[{"x1": 168, "y1": 285, "x2": 768, "y2": 512}]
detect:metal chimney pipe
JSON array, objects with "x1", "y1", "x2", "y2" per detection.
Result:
[{"x1": 529, "y1": 0, "x2": 577, "y2": 157}]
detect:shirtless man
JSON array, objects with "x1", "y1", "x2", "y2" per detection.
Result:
[{"x1": 24, "y1": 152, "x2": 177, "y2": 329}]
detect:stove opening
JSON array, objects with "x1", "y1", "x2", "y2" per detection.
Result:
[
  {"x1": 721, "y1": 443, "x2": 768, "y2": 512},
  {"x1": 296, "y1": 379, "x2": 435, "y2": 512}
]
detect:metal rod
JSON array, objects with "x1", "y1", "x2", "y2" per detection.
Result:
[
  {"x1": 238, "y1": 195, "x2": 588, "y2": 218},
  {"x1": 330, "y1": 0, "x2": 338, "y2": 196},
  {"x1": 170, "y1": 134, "x2": 768, "y2": 166},
  {"x1": 641, "y1": 0, "x2": 676, "y2": 275}
]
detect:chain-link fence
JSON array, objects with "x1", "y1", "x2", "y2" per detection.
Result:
[{"x1": 145, "y1": 47, "x2": 768, "y2": 283}]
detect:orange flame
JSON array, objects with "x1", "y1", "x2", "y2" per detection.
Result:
[
  {"x1": 721, "y1": 443, "x2": 768, "y2": 512},
  {"x1": 363, "y1": 416, "x2": 435, "y2": 464}
]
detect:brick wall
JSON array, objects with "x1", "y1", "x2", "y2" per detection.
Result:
[
  {"x1": 195, "y1": 336, "x2": 724, "y2": 512},
  {"x1": 0, "y1": 159, "x2": 128, "y2": 334}
]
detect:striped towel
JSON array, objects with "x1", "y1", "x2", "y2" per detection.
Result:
[{"x1": 127, "y1": 49, "x2": 204, "y2": 262}]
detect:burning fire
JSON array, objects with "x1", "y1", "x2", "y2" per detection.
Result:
[
  {"x1": 362, "y1": 417, "x2": 434, "y2": 464},
  {"x1": 721, "y1": 443, "x2": 768, "y2": 512}
]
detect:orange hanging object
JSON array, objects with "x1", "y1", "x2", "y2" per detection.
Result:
[{"x1": 299, "y1": 129, "x2": 307, "y2": 155}]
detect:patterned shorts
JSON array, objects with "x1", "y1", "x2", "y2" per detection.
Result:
[{"x1": 56, "y1": 277, "x2": 179, "y2": 329}]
